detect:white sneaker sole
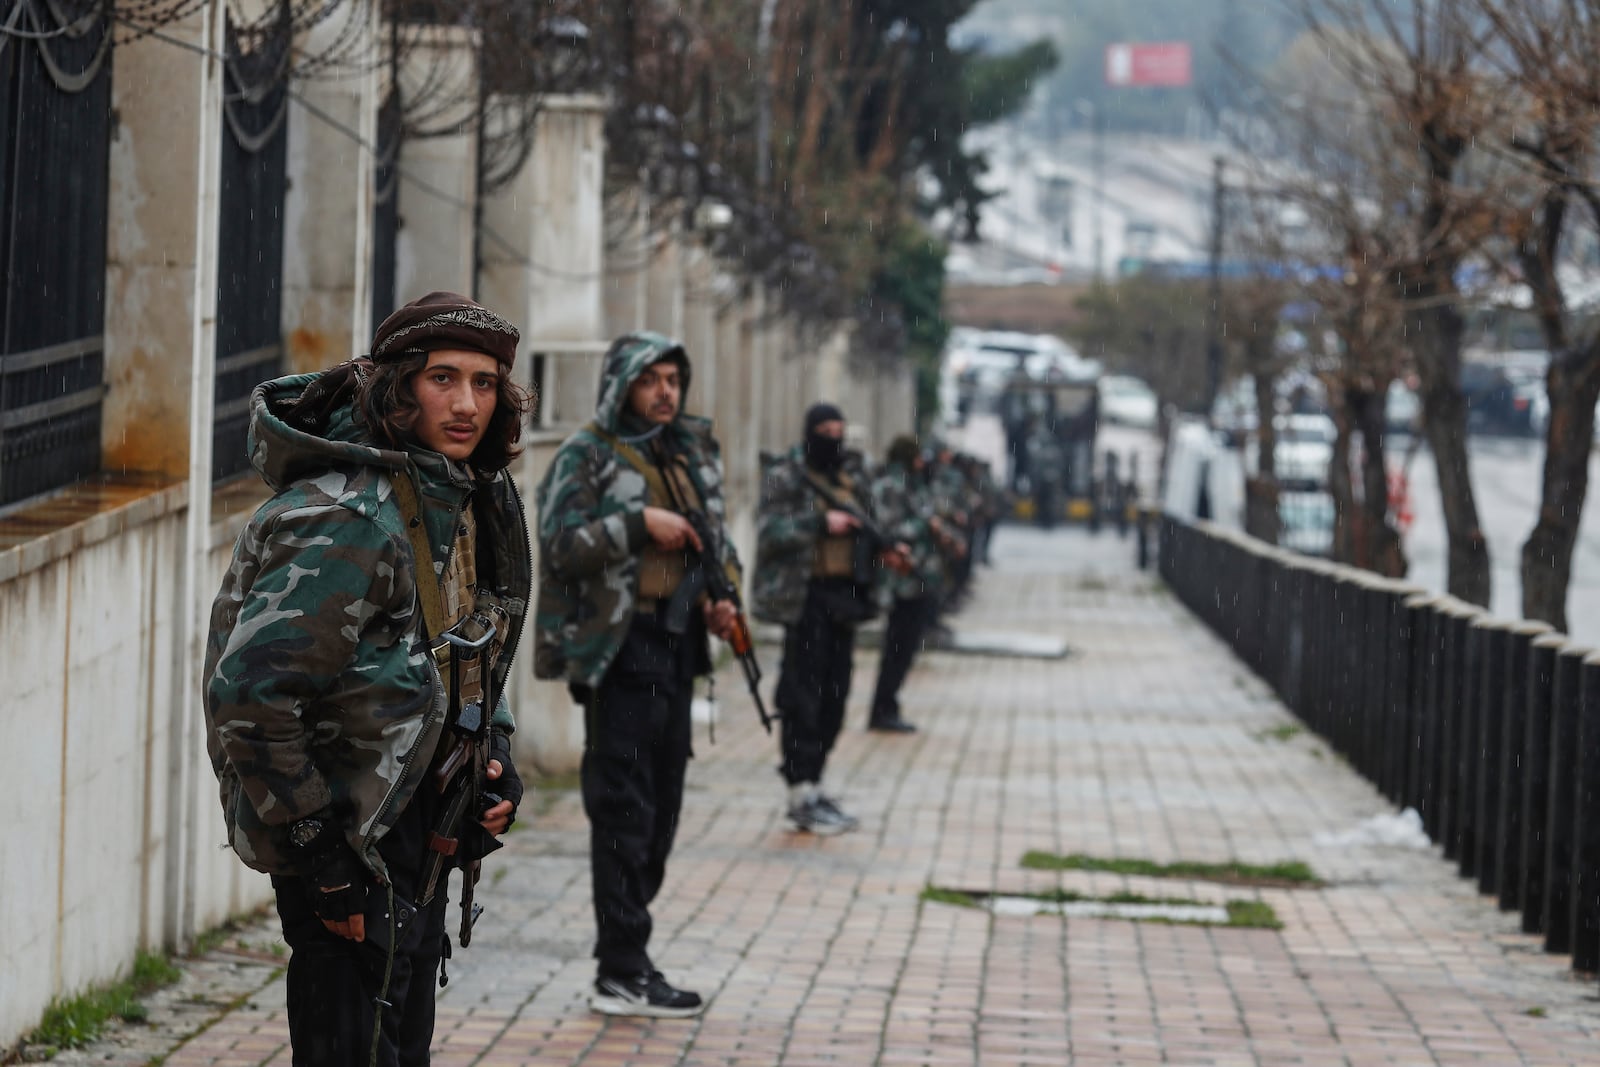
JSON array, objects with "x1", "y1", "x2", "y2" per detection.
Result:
[{"x1": 589, "y1": 993, "x2": 705, "y2": 1019}]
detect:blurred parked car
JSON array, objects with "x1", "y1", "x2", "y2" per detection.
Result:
[
  {"x1": 1386, "y1": 380, "x2": 1421, "y2": 435},
  {"x1": 1462, "y1": 362, "x2": 1535, "y2": 435},
  {"x1": 1098, "y1": 374, "x2": 1159, "y2": 429},
  {"x1": 1269, "y1": 413, "x2": 1337, "y2": 491}
]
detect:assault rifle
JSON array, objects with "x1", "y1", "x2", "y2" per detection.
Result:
[
  {"x1": 799, "y1": 472, "x2": 905, "y2": 584},
  {"x1": 420, "y1": 616, "x2": 503, "y2": 947},
  {"x1": 662, "y1": 510, "x2": 774, "y2": 734}
]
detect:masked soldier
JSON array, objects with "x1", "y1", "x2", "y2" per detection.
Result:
[
  {"x1": 753, "y1": 403, "x2": 907, "y2": 833},
  {"x1": 534, "y1": 332, "x2": 742, "y2": 1018},
  {"x1": 205, "y1": 292, "x2": 532, "y2": 1066}
]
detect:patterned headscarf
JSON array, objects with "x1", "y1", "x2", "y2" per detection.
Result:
[{"x1": 370, "y1": 291, "x2": 520, "y2": 367}]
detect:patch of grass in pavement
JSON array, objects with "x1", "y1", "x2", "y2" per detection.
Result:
[
  {"x1": 1224, "y1": 900, "x2": 1284, "y2": 929},
  {"x1": 919, "y1": 886, "x2": 982, "y2": 908},
  {"x1": 1253, "y1": 723, "x2": 1303, "y2": 743},
  {"x1": 920, "y1": 886, "x2": 1283, "y2": 930},
  {"x1": 1019, "y1": 851, "x2": 1322, "y2": 888},
  {"x1": 1525, "y1": 1006, "x2": 1548, "y2": 1018},
  {"x1": 25, "y1": 951, "x2": 182, "y2": 1053}
]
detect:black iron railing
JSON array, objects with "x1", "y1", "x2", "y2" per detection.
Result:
[
  {"x1": 213, "y1": 11, "x2": 290, "y2": 482},
  {"x1": 0, "y1": 1, "x2": 113, "y2": 506},
  {"x1": 1160, "y1": 515, "x2": 1600, "y2": 980}
]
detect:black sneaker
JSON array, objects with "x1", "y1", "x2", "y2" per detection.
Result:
[
  {"x1": 814, "y1": 794, "x2": 860, "y2": 831},
  {"x1": 868, "y1": 715, "x2": 918, "y2": 733},
  {"x1": 590, "y1": 970, "x2": 705, "y2": 1018},
  {"x1": 787, "y1": 796, "x2": 850, "y2": 836}
]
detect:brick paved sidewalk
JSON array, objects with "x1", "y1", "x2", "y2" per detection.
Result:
[{"x1": 58, "y1": 526, "x2": 1600, "y2": 1066}]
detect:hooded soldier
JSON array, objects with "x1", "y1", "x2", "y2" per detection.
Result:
[{"x1": 533, "y1": 331, "x2": 741, "y2": 1018}]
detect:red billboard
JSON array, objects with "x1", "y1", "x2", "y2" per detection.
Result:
[{"x1": 1104, "y1": 42, "x2": 1193, "y2": 88}]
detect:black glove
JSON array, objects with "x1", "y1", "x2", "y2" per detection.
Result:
[
  {"x1": 488, "y1": 731, "x2": 524, "y2": 829},
  {"x1": 286, "y1": 815, "x2": 366, "y2": 923}
]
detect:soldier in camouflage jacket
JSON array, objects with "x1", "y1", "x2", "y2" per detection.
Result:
[
  {"x1": 865, "y1": 437, "x2": 960, "y2": 732},
  {"x1": 754, "y1": 404, "x2": 908, "y2": 835},
  {"x1": 534, "y1": 332, "x2": 740, "y2": 1018},
  {"x1": 205, "y1": 292, "x2": 531, "y2": 1065}
]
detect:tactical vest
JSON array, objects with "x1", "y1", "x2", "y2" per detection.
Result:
[
  {"x1": 811, "y1": 469, "x2": 859, "y2": 579},
  {"x1": 393, "y1": 477, "x2": 509, "y2": 724},
  {"x1": 584, "y1": 423, "x2": 709, "y2": 604},
  {"x1": 637, "y1": 450, "x2": 705, "y2": 599}
]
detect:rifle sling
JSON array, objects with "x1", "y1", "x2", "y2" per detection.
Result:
[{"x1": 391, "y1": 471, "x2": 449, "y2": 646}]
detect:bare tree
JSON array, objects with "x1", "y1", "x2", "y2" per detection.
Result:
[
  {"x1": 1476, "y1": 0, "x2": 1600, "y2": 633},
  {"x1": 1292, "y1": 0, "x2": 1507, "y2": 603}
]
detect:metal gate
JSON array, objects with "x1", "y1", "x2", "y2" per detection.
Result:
[
  {"x1": 0, "y1": 0, "x2": 113, "y2": 508},
  {"x1": 370, "y1": 86, "x2": 401, "y2": 342},
  {"x1": 212, "y1": 9, "x2": 290, "y2": 482}
]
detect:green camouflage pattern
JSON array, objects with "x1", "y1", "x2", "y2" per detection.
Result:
[
  {"x1": 870, "y1": 461, "x2": 946, "y2": 601},
  {"x1": 751, "y1": 445, "x2": 877, "y2": 625},
  {"x1": 204, "y1": 371, "x2": 531, "y2": 876},
  {"x1": 533, "y1": 332, "x2": 738, "y2": 688}
]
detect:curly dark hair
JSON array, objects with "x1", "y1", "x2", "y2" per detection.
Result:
[{"x1": 354, "y1": 352, "x2": 536, "y2": 471}]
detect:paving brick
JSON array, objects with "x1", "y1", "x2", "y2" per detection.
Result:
[{"x1": 48, "y1": 527, "x2": 1600, "y2": 1065}]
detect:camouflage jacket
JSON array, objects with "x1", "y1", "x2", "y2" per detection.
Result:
[
  {"x1": 204, "y1": 372, "x2": 531, "y2": 877},
  {"x1": 870, "y1": 461, "x2": 945, "y2": 602},
  {"x1": 751, "y1": 445, "x2": 877, "y2": 625},
  {"x1": 533, "y1": 332, "x2": 739, "y2": 689}
]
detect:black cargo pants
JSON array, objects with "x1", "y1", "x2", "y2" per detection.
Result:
[
  {"x1": 776, "y1": 579, "x2": 859, "y2": 785},
  {"x1": 271, "y1": 786, "x2": 449, "y2": 1067},
  {"x1": 870, "y1": 594, "x2": 934, "y2": 723},
  {"x1": 580, "y1": 610, "x2": 699, "y2": 978}
]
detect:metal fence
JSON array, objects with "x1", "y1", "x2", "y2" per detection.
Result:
[
  {"x1": 1160, "y1": 515, "x2": 1600, "y2": 978},
  {"x1": 0, "y1": 2, "x2": 113, "y2": 507},
  {"x1": 212, "y1": 14, "x2": 289, "y2": 483}
]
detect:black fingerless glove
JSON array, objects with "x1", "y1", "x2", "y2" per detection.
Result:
[
  {"x1": 489, "y1": 731, "x2": 524, "y2": 827},
  {"x1": 286, "y1": 816, "x2": 366, "y2": 922}
]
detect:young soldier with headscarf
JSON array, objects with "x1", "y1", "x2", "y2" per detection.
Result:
[{"x1": 205, "y1": 292, "x2": 533, "y2": 1064}]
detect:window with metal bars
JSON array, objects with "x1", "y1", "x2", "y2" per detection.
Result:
[
  {"x1": 212, "y1": 11, "x2": 290, "y2": 483},
  {"x1": 0, "y1": 2, "x2": 112, "y2": 508}
]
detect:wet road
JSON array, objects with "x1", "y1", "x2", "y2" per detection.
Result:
[{"x1": 1399, "y1": 433, "x2": 1600, "y2": 645}]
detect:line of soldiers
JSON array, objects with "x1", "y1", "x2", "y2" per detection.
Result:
[{"x1": 202, "y1": 303, "x2": 1005, "y2": 1063}]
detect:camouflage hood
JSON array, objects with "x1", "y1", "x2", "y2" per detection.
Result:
[
  {"x1": 592, "y1": 331, "x2": 691, "y2": 435},
  {"x1": 249, "y1": 371, "x2": 410, "y2": 492},
  {"x1": 533, "y1": 333, "x2": 740, "y2": 688},
  {"x1": 205, "y1": 370, "x2": 531, "y2": 877}
]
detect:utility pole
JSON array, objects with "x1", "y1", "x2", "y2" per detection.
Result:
[
  {"x1": 1205, "y1": 154, "x2": 1226, "y2": 420},
  {"x1": 1090, "y1": 102, "x2": 1105, "y2": 281}
]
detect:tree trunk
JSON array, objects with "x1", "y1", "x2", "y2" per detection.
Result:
[
  {"x1": 1326, "y1": 389, "x2": 1356, "y2": 565},
  {"x1": 1520, "y1": 350, "x2": 1600, "y2": 633},
  {"x1": 1244, "y1": 371, "x2": 1280, "y2": 544},
  {"x1": 1414, "y1": 302, "x2": 1492, "y2": 605},
  {"x1": 1350, "y1": 383, "x2": 1408, "y2": 578}
]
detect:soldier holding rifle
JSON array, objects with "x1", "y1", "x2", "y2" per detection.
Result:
[
  {"x1": 205, "y1": 292, "x2": 532, "y2": 1065},
  {"x1": 753, "y1": 403, "x2": 910, "y2": 835},
  {"x1": 533, "y1": 333, "x2": 746, "y2": 1018}
]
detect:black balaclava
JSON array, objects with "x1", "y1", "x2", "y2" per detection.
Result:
[{"x1": 803, "y1": 402, "x2": 846, "y2": 474}]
